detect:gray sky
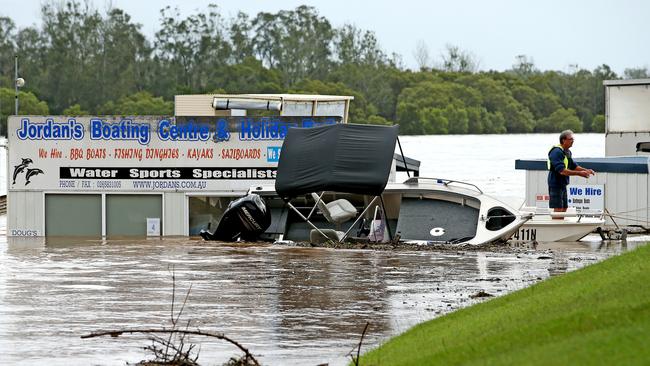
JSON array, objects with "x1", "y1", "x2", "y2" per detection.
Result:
[{"x1": 1, "y1": 0, "x2": 648, "y2": 74}]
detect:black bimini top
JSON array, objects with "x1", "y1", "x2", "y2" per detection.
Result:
[{"x1": 275, "y1": 123, "x2": 399, "y2": 200}]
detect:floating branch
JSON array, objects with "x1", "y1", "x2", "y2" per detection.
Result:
[{"x1": 81, "y1": 328, "x2": 260, "y2": 366}]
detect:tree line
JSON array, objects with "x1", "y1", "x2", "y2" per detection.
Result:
[{"x1": 0, "y1": 2, "x2": 647, "y2": 136}]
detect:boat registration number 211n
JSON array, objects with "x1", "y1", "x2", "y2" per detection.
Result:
[{"x1": 511, "y1": 228, "x2": 536, "y2": 241}]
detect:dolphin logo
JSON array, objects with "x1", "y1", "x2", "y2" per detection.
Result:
[
  {"x1": 25, "y1": 168, "x2": 44, "y2": 185},
  {"x1": 12, "y1": 158, "x2": 33, "y2": 185}
]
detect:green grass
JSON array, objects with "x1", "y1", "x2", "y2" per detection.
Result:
[{"x1": 360, "y1": 244, "x2": 650, "y2": 365}]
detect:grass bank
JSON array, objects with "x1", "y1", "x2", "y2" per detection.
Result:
[{"x1": 360, "y1": 244, "x2": 650, "y2": 365}]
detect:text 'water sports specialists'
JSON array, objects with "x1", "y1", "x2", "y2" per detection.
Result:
[{"x1": 60, "y1": 167, "x2": 277, "y2": 179}]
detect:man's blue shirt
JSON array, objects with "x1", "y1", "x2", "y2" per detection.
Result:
[{"x1": 547, "y1": 147, "x2": 577, "y2": 188}]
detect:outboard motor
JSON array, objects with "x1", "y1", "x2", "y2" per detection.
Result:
[{"x1": 200, "y1": 193, "x2": 271, "y2": 241}]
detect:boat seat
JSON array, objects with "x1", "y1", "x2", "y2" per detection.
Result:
[{"x1": 310, "y1": 192, "x2": 357, "y2": 225}]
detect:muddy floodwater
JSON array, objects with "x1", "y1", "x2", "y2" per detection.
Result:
[{"x1": 0, "y1": 216, "x2": 644, "y2": 365}]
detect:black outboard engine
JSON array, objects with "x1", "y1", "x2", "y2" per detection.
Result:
[{"x1": 200, "y1": 193, "x2": 271, "y2": 241}]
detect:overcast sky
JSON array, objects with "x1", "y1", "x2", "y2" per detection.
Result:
[{"x1": 1, "y1": 0, "x2": 648, "y2": 74}]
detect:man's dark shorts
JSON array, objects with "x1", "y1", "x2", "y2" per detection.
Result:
[{"x1": 549, "y1": 186, "x2": 568, "y2": 209}]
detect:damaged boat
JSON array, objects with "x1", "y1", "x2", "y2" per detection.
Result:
[
  {"x1": 511, "y1": 206, "x2": 605, "y2": 243},
  {"x1": 251, "y1": 177, "x2": 532, "y2": 245},
  {"x1": 202, "y1": 123, "x2": 531, "y2": 245}
]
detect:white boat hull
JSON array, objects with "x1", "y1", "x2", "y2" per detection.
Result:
[
  {"x1": 252, "y1": 177, "x2": 532, "y2": 246},
  {"x1": 510, "y1": 216, "x2": 604, "y2": 242}
]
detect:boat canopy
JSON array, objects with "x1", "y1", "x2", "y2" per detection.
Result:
[{"x1": 275, "y1": 123, "x2": 399, "y2": 200}]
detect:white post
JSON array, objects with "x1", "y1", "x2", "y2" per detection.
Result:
[{"x1": 14, "y1": 55, "x2": 18, "y2": 115}]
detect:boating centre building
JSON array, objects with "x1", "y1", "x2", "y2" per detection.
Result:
[{"x1": 6, "y1": 94, "x2": 353, "y2": 237}]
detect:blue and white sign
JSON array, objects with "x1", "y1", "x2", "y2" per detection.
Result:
[
  {"x1": 9, "y1": 116, "x2": 339, "y2": 192},
  {"x1": 266, "y1": 146, "x2": 282, "y2": 162},
  {"x1": 568, "y1": 184, "x2": 605, "y2": 212}
]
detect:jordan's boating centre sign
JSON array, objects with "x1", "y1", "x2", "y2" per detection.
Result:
[{"x1": 8, "y1": 116, "x2": 339, "y2": 192}]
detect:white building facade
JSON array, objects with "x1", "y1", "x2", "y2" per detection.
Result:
[{"x1": 7, "y1": 94, "x2": 352, "y2": 237}]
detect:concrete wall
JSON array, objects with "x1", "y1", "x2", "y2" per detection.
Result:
[
  {"x1": 606, "y1": 82, "x2": 650, "y2": 133},
  {"x1": 163, "y1": 192, "x2": 187, "y2": 236},
  {"x1": 8, "y1": 191, "x2": 44, "y2": 235},
  {"x1": 175, "y1": 94, "x2": 220, "y2": 116},
  {"x1": 605, "y1": 80, "x2": 650, "y2": 156},
  {"x1": 7, "y1": 191, "x2": 195, "y2": 237},
  {"x1": 605, "y1": 132, "x2": 650, "y2": 156}
]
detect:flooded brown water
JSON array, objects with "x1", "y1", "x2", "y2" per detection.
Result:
[{"x1": 0, "y1": 215, "x2": 643, "y2": 366}]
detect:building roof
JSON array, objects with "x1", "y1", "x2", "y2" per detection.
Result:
[
  {"x1": 175, "y1": 93, "x2": 354, "y2": 102},
  {"x1": 515, "y1": 156, "x2": 649, "y2": 174},
  {"x1": 603, "y1": 78, "x2": 650, "y2": 87}
]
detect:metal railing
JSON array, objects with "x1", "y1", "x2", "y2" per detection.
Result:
[{"x1": 403, "y1": 177, "x2": 483, "y2": 194}]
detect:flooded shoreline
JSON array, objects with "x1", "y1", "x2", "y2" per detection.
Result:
[{"x1": 0, "y1": 215, "x2": 644, "y2": 365}]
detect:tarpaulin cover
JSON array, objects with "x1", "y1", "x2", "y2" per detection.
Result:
[{"x1": 275, "y1": 123, "x2": 399, "y2": 200}]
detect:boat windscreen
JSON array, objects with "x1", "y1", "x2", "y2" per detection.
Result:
[{"x1": 275, "y1": 123, "x2": 399, "y2": 200}]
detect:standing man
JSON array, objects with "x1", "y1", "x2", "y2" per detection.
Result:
[{"x1": 548, "y1": 130, "x2": 595, "y2": 216}]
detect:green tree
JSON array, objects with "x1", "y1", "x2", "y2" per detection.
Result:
[
  {"x1": 542, "y1": 65, "x2": 617, "y2": 132},
  {"x1": 328, "y1": 63, "x2": 403, "y2": 121},
  {"x1": 0, "y1": 87, "x2": 49, "y2": 135},
  {"x1": 211, "y1": 57, "x2": 282, "y2": 94},
  {"x1": 230, "y1": 12, "x2": 254, "y2": 61},
  {"x1": 443, "y1": 104, "x2": 469, "y2": 134},
  {"x1": 462, "y1": 76, "x2": 535, "y2": 132},
  {"x1": 333, "y1": 24, "x2": 389, "y2": 67},
  {"x1": 440, "y1": 44, "x2": 479, "y2": 73},
  {"x1": 252, "y1": 6, "x2": 333, "y2": 85},
  {"x1": 0, "y1": 3, "x2": 637, "y2": 137},
  {"x1": 418, "y1": 107, "x2": 448, "y2": 134},
  {"x1": 329, "y1": 24, "x2": 403, "y2": 120},
  {"x1": 38, "y1": 1, "x2": 104, "y2": 112},
  {"x1": 98, "y1": 92, "x2": 173, "y2": 115},
  {"x1": 62, "y1": 104, "x2": 89, "y2": 116},
  {"x1": 511, "y1": 84, "x2": 561, "y2": 120},
  {"x1": 18, "y1": 1, "x2": 150, "y2": 113},
  {"x1": 13, "y1": 26, "x2": 46, "y2": 97},
  {"x1": 591, "y1": 114, "x2": 605, "y2": 133},
  {"x1": 483, "y1": 110, "x2": 507, "y2": 134},
  {"x1": 510, "y1": 55, "x2": 536, "y2": 77},
  {"x1": 502, "y1": 101, "x2": 535, "y2": 133},
  {"x1": 0, "y1": 17, "x2": 16, "y2": 88},
  {"x1": 396, "y1": 78, "x2": 513, "y2": 134},
  {"x1": 155, "y1": 4, "x2": 232, "y2": 94},
  {"x1": 396, "y1": 101, "x2": 422, "y2": 134},
  {"x1": 623, "y1": 67, "x2": 649, "y2": 79},
  {"x1": 366, "y1": 114, "x2": 391, "y2": 125},
  {"x1": 536, "y1": 108, "x2": 582, "y2": 133},
  {"x1": 96, "y1": 9, "x2": 152, "y2": 105}
]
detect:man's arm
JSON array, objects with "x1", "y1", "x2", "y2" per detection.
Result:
[
  {"x1": 560, "y1": 168, "x2": 592, "y2": 178},
  {"x1": 554, "y1": 151, "x2": 594, "y2": 178},
  {"x1": 549, "y1": 149, "x2": 589, "y2": 177},
  {"x1": 575, "y1": 166, "x2": 596, "y2": 176}
]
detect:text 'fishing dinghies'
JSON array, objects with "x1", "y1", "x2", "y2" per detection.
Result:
[
  {"x1": 510, "y1": 206, "x2": 605, "y2": 243},
  {"x1": 249, "y1": 123, "x2": 532, "y2": 246}
]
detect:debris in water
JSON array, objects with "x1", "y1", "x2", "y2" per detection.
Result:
[
  {"x1": 470, "y1": 291, "x2": 494, "y2": 299},
  {"x1": 477, "y1": 277, "x2": 501, "y2": 282}
]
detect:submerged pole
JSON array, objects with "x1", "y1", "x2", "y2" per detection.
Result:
[
  {"x1": 396, "y1": 136, "x2": 410, "y2": 178},
  {"x1": 380, "y1": 195, "x2": 393, "y2": 241}
]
